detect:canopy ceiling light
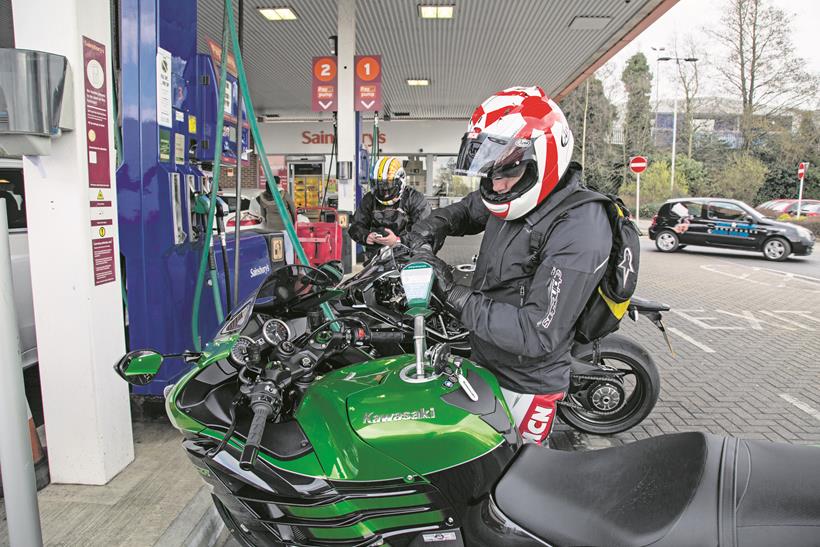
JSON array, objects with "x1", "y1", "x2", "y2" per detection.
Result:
[
  {"x1": 418, "y1": 5, "x2": 454, "y2": 19},
  {"x1": 258, "y1": 7, "x2": 298, "y2": 21},
  {"x1": 568, "y1": 16, "x2": 611, "y2": 30},
  {"x1": 407, "y1": 79, "x2": 430, "y2": 86}
]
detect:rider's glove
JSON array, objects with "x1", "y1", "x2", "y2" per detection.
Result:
[
  {"x1": 409, "y1": 247, "x2": 471, "y2": 317},
  {"x1": 445, "y1": 285, "x2": 472, "y2": 316},
  {"x1": 403, "y1": 231, "x2": 431, "y2": 253}
]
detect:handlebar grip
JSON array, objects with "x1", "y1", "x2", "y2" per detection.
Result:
[
  {"x1": 239, "y1": 404, "x2": 272, "y2": 471},
  {"x1": 369, "y1": 330, "x2": 412, "y2": 345}
]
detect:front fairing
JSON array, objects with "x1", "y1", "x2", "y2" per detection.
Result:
[{"x1": 162, "y1": 260, "x2": 520, "y2": 547}]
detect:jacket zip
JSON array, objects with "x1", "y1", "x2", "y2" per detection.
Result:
[
  {"x1": 518, "y1": 283, "x2": 526, "y2": 365},
  {"x1": 479, "y1": 222, "x2": 506, "y2": 291}
]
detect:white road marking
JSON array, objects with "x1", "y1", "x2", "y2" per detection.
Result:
[
  {"x1": 715, "y1": 309, "x2": 796, "y2": 331},
  {"x1": 671, "y1": 309, "x2": 744, "y2": 330},
  {"x1": 700, "y1": 263, "x2": 820, "y2": 293},
  {"x1": 760, "y1": 267, "x2": 820, "y2": 284},
  {"x1": 758, "y1": 310, "x2": 815, "y2": 331},
  {"x1": 668, "y1": 327, "x2": 716, "y2": 353},
  {"x1": 700, "y1": 264, "x2": 770, "y2": 286},
  {"x1": 779, "y1": 393, "x2": 820, "y2": 422},
  {"x1": 673, "y1": 308, "x2": 818, "y2": 331},
  {"x1": 771, "y1": 310, "x2": 820, "y2": 324}
]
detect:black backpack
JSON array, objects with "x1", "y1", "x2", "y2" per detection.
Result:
[{"x1": 524, "y1": 189, "x2": 641, "y2": 344}]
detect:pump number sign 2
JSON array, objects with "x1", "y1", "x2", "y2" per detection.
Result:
[{"x1": 311, "y1": 57, "x2": 337, "y2": 112}]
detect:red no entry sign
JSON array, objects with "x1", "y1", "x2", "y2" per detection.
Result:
[
  {"x1": 629, "y1": 156, "x2": 648, "y2": 174},
  {"x1": 798, "y1": 162, "x2": 807, "y2": 181}
]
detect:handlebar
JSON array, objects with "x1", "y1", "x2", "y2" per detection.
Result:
[
  {"x1": 369, "y1": 330, "x2": 413, "y2": 345},
  {"x1": 239, "y1": 404, "x2": 272, "y2": 470},
  {"x1": 328, "y1": 326, "x2": 412, "y2": 347},
  {"x1": 238, "y1": 382, "x2": 279, "y2": 471}
]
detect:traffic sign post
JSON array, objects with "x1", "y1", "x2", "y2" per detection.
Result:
[
  {"x1": 797, "y1": 162, "x2": 808, "y2": 218},
  {"x1": 629, "y1": 156, "x2": 648, "y2": 223},
  {"x1": 354, "y1": 55, "x2": 382, "y2": 112}
]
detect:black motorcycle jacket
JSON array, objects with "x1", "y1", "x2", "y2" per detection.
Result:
[
  {"x1": 348, "y1": 186, "x2": 432, "y2": 258},
  {"x1": 408, "y1": 164, "x2": 612, "y2": 393}
]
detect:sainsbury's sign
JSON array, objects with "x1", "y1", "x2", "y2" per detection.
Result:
[{"x1": 301, "y1": 131, "x2": 386, "y2": 146}]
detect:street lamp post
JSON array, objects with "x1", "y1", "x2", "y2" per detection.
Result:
[
  {"x1": 651, "y1": 46, "x2": 666, "y2": 145},
  {"x1": 658, "y1": 56, "x2": 698, "y2": 193}
]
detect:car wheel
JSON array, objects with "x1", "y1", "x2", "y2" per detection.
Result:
[
  {"x1": 762, "y1": 237, "x2": 791, "y2": 261},
  {"x1": 655, "y1": 229, "x2": 680, "y2": 252}
]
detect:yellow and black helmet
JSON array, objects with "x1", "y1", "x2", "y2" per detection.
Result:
[{"x1": 370, "y1": 156, "x2": 406, "y2": 205}]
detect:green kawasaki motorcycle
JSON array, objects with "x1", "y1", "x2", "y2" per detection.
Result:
[{"x1": 117, "y1": 262, "x2": 820, "y2": 547}]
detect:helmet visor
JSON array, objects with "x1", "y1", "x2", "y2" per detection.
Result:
[
  {"x1": 454, "y1": 132, "x2": 536, "y2": 180},
  {"x1": 373, "y1": 178, "x2": 402, "y2": 203}
]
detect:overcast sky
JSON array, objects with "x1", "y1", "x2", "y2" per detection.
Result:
[{"x1": 601, "y1": 0, "x2": 820, "y2": 105}]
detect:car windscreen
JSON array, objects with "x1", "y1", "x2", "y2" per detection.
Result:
[{"x1": 767, "y1": 201, "x2": 792, "y2": 212}]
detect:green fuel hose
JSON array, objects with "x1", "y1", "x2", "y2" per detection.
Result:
[
  {"x1": 222, "y1": 0, "x2": 335, "y2": 324},
  {"x1": 191, "y1": 6, "x2": 231, "y2": 351},
  {"x1": 192, "y1": 0, "x2": 335, "y2": 350}
]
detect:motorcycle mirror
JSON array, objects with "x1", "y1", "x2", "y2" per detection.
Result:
[
  {"x1": 400, "y1": 262, "x2": 435, "y2": 314},
  {"x1": 114, "y1": 349, "x2": 165, "y2": 386}
]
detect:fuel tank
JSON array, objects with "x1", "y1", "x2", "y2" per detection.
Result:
[{"x1": 295, "y1": 354, "x2": 519, "y2": 482}]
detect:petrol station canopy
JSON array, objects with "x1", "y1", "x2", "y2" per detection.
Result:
[
  {"x1": 0, "y1": 0, "x2": 676, "y2": 120},
  {"x1": 0, "y1": 0, "x2": 677, "y2": 120},
  {"x1": 194, "y1": 0, "x2": 677, "y2": 120}
]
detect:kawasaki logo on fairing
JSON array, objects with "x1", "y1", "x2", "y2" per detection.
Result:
[
  {"x1": 363, "y1": 407, "x2": 436, "y2": 425},
  {"x1": 250, "y1": 264, "x2": 271, "y2": 278}
]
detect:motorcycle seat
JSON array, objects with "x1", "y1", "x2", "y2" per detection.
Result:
[
  {"x1": 628, "y1": 296, "x2": 670, "y2": 313},
  {"x1": 494, "y1": 432, "x2": 820, "y2": 547}
]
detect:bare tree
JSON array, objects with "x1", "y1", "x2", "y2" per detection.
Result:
[
  {"x1": 673, "y1": 36, "x2": 702, "y2": 158},
  {"x1": 709, "y1": 0, "x2": 819, "y2": 150}
]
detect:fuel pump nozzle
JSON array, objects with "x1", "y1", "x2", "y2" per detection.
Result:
[
  {"x1": 193, "y1": 193, "x2": 226, "y2": 322},
  {"x1": 213, "y1": 196, "x2": 233, "y2": 308}
]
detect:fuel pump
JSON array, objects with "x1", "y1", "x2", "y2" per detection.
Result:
[{"x1": 117, "y1": 0, "x2": 291, "y2": 396}]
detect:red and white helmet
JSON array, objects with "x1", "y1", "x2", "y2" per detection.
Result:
[{"x1": 455, "y1": 86, "x2": 574, "y2": 220}]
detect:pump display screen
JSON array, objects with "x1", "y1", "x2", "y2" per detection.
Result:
[{"x1": 401, "y1": 262, "x2": 434, "y2": 308}]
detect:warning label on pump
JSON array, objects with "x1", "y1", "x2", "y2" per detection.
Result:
[
  {"x1": 157, "y1": 47, "x2": 173, "y2": 128},
  {"x1": 92, "y1": 238, "x2": 116, "y2": 285},
  {"x1": 91, "y1": 218, "x2": 116, "y2": 286}
]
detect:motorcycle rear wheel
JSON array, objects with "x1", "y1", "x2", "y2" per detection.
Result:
[{"x1": 560, "y1": 334, "x2": 661, "y2": 435}]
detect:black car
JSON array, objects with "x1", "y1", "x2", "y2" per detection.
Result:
[{"x1": 648, "y1": 198, "x2": 815, "y2": 261}]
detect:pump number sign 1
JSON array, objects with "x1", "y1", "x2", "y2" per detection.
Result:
[
  {"x1": 312, "y1": 57, "x2": 337, "y2": 112},
  {"x1": 355, "y1": 55, "x2": 382, "y2": 112}
]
